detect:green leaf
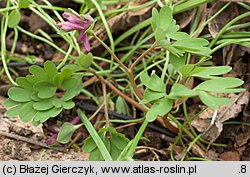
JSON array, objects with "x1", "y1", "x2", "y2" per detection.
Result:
[
  {"x1": 23, "y1": 55, "x2": 36, "y2": 64},
  {"x1": 3, "y1": 98, "x2": 19, "y2": 108},
  {"x1": 167, "y1": 32, "x2": 190, "y2": 40},
  {"x1": 89, "y1": 147, "x2": 104, "y2": 161},
  {"x1": 16, "y1": 77, "x2": 33, "y2": 91},
  {"x1": 33, "y1": 81, "x2": 57, "y2": 99},
  {"x1": 169, "y1": 53, "x2": 186, "y2": 71},
  {"x1": 195, "y1": 78, "x2": 245, "y2": 93},
  {"x1": 111, "y1": 133, "x2": 129, "y2": 150},
  {"x1": 75, "y1": 53, "x2": 93, "y2": 69},
  {"x1": 26, "y1": 75, "x2": 40, "y2": 84},
  {"x1": 157, "y1": 40, "x2": 184, "y2": 57},
  {"x1": 29, "y1": 65, "x2": 47, "y2": 80},
  {"x1": 19, "y1": 0, "x2": 30, "y2": 8},
  {"x1": 57, "y1": 122, "x2": 81, "y2": 144},
  {"x1": 78, "y1": 109, "x2": 112, "y2": 161},
  {"x1": 8, "y1": 10, "x2": 21, "y2": 28},
  {"x1": 62, "y1": 89, "x2": 78, "y2": 101},
  {"x1": 44, "y1": 61, "x2": 58, "y2": 81},
  {"x1": 140, "y1": 71, "x2": 166, "y2": 93},
  {"x1": 142, "y1": 88, "x2": 166, "y2": 103},
  {"x1": 57, "y1": 69, "x2": 72, "y2": 87},
  {"x1": 115, "y1": 96, "x2": 130, "y2": 116},
  {"x1": 34, "y1": 111, "x2": 48, "y2": 122},
  {"x1": 158, "y1": 6, "x2": 173, "y2": 32},
  {"x1": 146, "y1": 97, "x2": 173, "y2": 122},
  {"x1": 172, "y1": 38, "x2": 211, "y2": 56},
  {"x1": 155, "y1": 27, "x2": 166, "y2": 42},
  {"x1": 110, "y1": 143, "x2": 121, "y2": 160},
  {"x1": 62, "y1": 64, "x2": 83, "y2": 73},
  {"x1": 191, "y1": 66, "x2": 232, "y2": 78},
  {"x1": 62, "y1": 100, "x2": 75, "y2": 109},
  {"x1": 61, "y1": 78, "x2": 78, "y2": 90},
  {"x1": 169, "y1": 84, "x2": 197, "y2": 98},
  {"x1": 151, "y1": 8, "x2": 159, "y2": 31},
  {"x1": 198, "y1": 91, "x2": 232, "y2": 110},
  {"x1": 52, "y1": 98, "x2": 63, "y2": 108},
  {"x1": 8, "y1": 87, "x2": 32, "y2": 102},
  {"x1": 39, "y1": 107, "x2": 63, "y2": 123},
  {"x1": 33, "y1": 100, "x2": 54, "y2": 111},
  {"x1": 19, "y1": 102, "x2": 37, "y2": 122},
  {"x1": 6, "y1": 104, "x2": 24, "y2": 118},
  {"x1": 82, "y1": 137, "x2": 97, "y2": 152},
  {"x1": 31, "y1": 93, "x2": 41, "y2": 101},
  {"x1": 179, "y1": 64, "x2": 197, "y2": 76},
  {"x1": 32, "y1": 119, "x2": 41, "y2": 126}
]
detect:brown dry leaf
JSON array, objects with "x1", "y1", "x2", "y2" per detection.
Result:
[
  {"x1": 206, "y1": 150, "x2": 219, "y2": 160},
  {"x1": 128, "y1": 1, "x2": 154, "y2": 16},
  {"x1": 234, "y1": 128, "x2": 250, "y2": 147},
  {"x1": 222, "y1": 44, "x2": 237, "y2": 66},
  {"x1": 192, "y1": 91, "x2": 250, "y2": 143},
  {"x1": 219, "y1": 151, "x2": 240, "y2": 161},
  {"x1": 191, "y1": 144, "x2": 206, "y2": 158},
  {"x1": 192, "y1": 4, "x2": 207, "y2": 38},
  {"x1": 208, "y1": 2, "x2": 238, "y2": 38},
  {"x1": 90, "y1": 2, "x2": 154, "y2": 51},
  {"x1": 174, "y1": 9, "x2": 197, "y2": 29}
]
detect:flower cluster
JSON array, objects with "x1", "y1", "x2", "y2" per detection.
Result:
[{"x1": 57, "y1": 12, "x2": 94, "y2": 52}]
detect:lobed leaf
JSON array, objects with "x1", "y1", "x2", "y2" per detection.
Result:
[
  {"x1": 61, "y1": 78, "x2": 78, "y2": 90},
  {"x1": 33, "y1": 81, "x2": 57, "y2": 99},
  {"x1": 191, "y1": 66, "x2": 232, "y2": 78},
  {"x1": 140, "y1": 71, "x2": 166, "y2": 93},
  {"x1": 29, "y1": 65, "x2": 48, "y2": 80},
  {"x1": 146, "y1": 97, "x2": 173, "y2": 122},
  {"x1": 8, "y1": 87, "x2": 32, "y2": 102},
  {"x1": 172, "y1": 38, "x2": 211, "y2": 56},
  {"x1": 169, "y1": 83, "x2": 197, "y2": 98},
  {"x1": 19, "y1": 102, "x2": 37, "y2": 122},
  {"x1": 6, "y1": 104, "x2": 24, "y2": 118},
  {"x1": 75, "y1": 53, "x2": 93, "y2": 69},
  {"x1": 44, "y1": 61, "x2": 58, "y2": 82},
  {"x1": 195, "y1": 78, "x2": 245, "y2": 93},
  {"x1": 142, "y1": 88, "x2": 166, "y2": 103},
  {"x1": 16, "y1": 77, "x2": 33, "y2": 91},
  {"x1": 198, "y1": 91, "x2": 232, "y2": 110},
  {"x1": 33, "y1": 100, "x2": 54, "y2": 111}
]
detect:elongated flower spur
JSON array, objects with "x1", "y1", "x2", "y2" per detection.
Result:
[{"x1": 57, "y1": 12, "x2": 94, "y2": 52}]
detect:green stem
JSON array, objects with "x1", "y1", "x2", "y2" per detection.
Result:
[
  {"x1": 57, "y1": 45, "x2": 73, "y2": 70},
  {"x1": 191, "y1": 2, "x2": 231, "y2": 37},
  {"x1": 10, "y1": 27, "x2": 18, "y2": 55},
  {"x1": 173, "y1": 0, "x2": 214, "y2": 14},
  {"x1": 0, "y1": 6, "x2": 17, "y2": 13},
  {"x1": 209, "y1": 11, "x2": 250, "y2": 48},
  {"x1": 127, "y1": 120, "x2": 149, "y2": 158},
  {"x1": 1, "y1": 2, "x2": 17, "y2": 86},
  {"x1": 90, "y1": 0, "x2": 115, "y2": 69},
  {"x1": 92, "y1": 32, "x2": 129, "y2": 73}
]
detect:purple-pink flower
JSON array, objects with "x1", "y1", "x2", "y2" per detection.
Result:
[{"x1": 57, "y1": 12, "x2": 94, "y2": 52}]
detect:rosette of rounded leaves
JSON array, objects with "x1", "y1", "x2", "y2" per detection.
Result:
[{"x1": 4, "y1": 61, "x2": 83, "y2": 125}]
